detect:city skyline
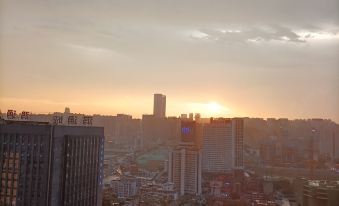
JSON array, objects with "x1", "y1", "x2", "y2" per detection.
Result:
[
  {"x1": 1, "y1": 0, "x2": 338, "y2": 122},
  {"x1": 1, "y1": 1, "x2": 339, "y2": 205},
  {"x1": 0, "y1": 95, "x2": 338, "y2": 123}
]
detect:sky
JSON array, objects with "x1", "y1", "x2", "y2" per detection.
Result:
[{"x1": 0, "y1": 0, "x2": 339, "y2": 122}]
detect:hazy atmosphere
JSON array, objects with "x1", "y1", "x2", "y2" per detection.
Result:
[{"x1": 1, "y1": 0, "x2": 338, "y2": 121}]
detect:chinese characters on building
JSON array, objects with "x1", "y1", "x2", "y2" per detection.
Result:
[
  {"x1": 52, "y1": 115, "x2": 93, "y2": 126},
  {"x1": 83, "y1": 116, "x2": 93, "y2": 125},
  {"x1": 53, "y1": 116, "x2": 63, "y2": 125},
  {"x1": 4, "y1": 109, "x2": 93, "y2": 126},
  {"x1": 7, "y1": 110, "x2": 30, "y2": 120}
]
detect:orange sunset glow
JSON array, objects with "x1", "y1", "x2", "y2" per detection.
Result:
[{"x1": 1, "y1": 1, "x2": 339, "y2": 206}]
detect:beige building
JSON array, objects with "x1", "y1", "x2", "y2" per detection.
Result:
[
  {"x1": 202, "y1": 118, "x2": 244, "y2": 173},
  {"x1": 168, "y1": 143, "x2": 202, "y2": 196}
]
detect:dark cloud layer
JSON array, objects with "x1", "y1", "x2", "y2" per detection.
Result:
[{"x1": 61, "y1": 0, "x2": 339, "y2": 27}]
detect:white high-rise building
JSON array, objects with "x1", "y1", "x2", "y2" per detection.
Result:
[
  {"x1": 202, "y1": 118, "x2": 244, "y2": 173},
  {"x1": 168, "y1": 144, "x2": 202, "y2": 196},
  {"x1": 153, "y1": 93, "x2": 166, "y2": 118},
  {"x1": 168, "y1": 120, "x2": 202, "y2": 196}
]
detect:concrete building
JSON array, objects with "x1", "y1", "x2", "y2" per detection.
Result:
[
  {"x1": 168, "y1": 144, "x2": 202, "y2": 196},
  {"x1": 110, "y1": 176, "x2": 138, "y2": 198},
  {"x1": 141, "y1": 115, "x2": 180, "y2": 143},
  {"x1": 0, "y1": 120, "x2": 104, "y2": 206},
  {"x1": 153, "y1": 93, "x2": 166, "y2": 118},
  {"x1": 201, "y1": 118, "x2": 244, "y2": 173},
  {"x1": 294, "y1": 178, "x2": 339, "y2": 206},
  {"x1": 93, "y1": 114, "x2": 141, "y2": 144},
  {"x1": 168, "y1": 120, "x2": 202, "y2": 196}
]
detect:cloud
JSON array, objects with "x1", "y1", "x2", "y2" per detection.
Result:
[
  {"x1": 196, "y1": 26, "x2": 308, "y2": 44},
  {"x1": 67, "y1": 43, "x2": 125, "y2": 58},
  {"x1": 1, "y1": 0, "x2": 338, "y2": 122}
]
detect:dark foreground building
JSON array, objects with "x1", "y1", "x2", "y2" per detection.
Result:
[{"x1": 0, "y1": 120, "x2": 104, "y2": 206}]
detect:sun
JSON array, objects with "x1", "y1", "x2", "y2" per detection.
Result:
[
  {"x1": 185, "y1": 101, "x2": 231, "y2": 117},
  {"x1": 207, "y1": 102, "x2": 223, "y2": 114}
]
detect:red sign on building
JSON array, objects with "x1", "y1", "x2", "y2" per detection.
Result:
[
  {"x1": 68, "y1": 116, "x2": 77, "y2": 125},
  {"x1": 83, "y1": 116, "x2": 93, "y2": 125},
  {"x1": 53, "y1": 116, "x2": 63, "y2": 125},
  {"x1": 7, "y1": 110, "x2": 17, "y2": 119},
  {"x1": 20, "y1": 111, "x2": 30, "y2": 120}
]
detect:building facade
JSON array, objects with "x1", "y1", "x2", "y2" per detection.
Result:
[
  {"x1": 153, "y1": 94, "x2": 166, "y2": 118},
  {"x1": 110, "y1": 176, "x2": 138, "y2": 198},
  {"x1": 233, "y1": 118, "x2": 244, "y2": 169},
  {"x1": 201, "y1": 118, "x2": 244, "y2": 173},
  {"x1": 294, "y1": 178, "x2": 339, "y2": 206},
  {"x1": 168, "y1": 120, "x2": 202, "y2": 196},
  {"x1": 168, "y1": 144, "x2": 202, "y2": 196},
  {"x1": 0, "y1": 120, "x2": 104, "y2": 206}
]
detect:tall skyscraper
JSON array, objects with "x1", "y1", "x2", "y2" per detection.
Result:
[
  {"x1": 233, "y1": 118, "x2": 244, "y2": 169},
  {"x1": 153, "y1": 93, "x2": 166, "y2": 118},
  {"x1": 0, "y1": 120, "x2": 104, "y2": 206},
  {"x1": 168, "y1": 120, "x2": 202, "y2": 196},
  {"x1": 201, "y1": 118, "x2": 244, "y2": 173}
]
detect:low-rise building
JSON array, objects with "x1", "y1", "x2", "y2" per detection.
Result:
[
  {"x1": 294, "y1": 178, "x2": 339, "y2": 206},
  {"x1": 110, "y1": 176, "x2": 138, "y2": 198}
]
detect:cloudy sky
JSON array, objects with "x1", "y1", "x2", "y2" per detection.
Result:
[{"x1": 0, "y1": 0, "x2": 338, "y2": 122}]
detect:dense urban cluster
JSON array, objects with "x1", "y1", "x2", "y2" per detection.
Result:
[{"x1": 1, "y1": 94, "x2": 339, "y2": 206}]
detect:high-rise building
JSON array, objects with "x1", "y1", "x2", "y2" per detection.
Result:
[
  {"x1": 201, "y1": 118, "x2": 244, "y2": 173},
  {"x1": 233, "y1": 118, "x2": 244, "y2": 169},
  {"x1": 168, "y1": 120, "x2": 202, "y2": 196},
  {"x1": 153, "y1": 93, "x2": 166, "y2": 118},
  {"x1": 141, "y1": 115, "x2": 180, "y2": 144},
  {"x1": 0, "y1": 120, "x2": 104, "y2": 206},
  {"x1": 181, "y1": 120, "x2": 197, "y2": 143},
  {"x1": 188, "y1": 113, "x2": 194, "y2": 120},
  {"x1": 168, "y1": 144, "x2": 202, "y2": 196}
]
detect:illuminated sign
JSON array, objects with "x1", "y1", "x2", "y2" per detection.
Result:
[
  {"x1": 181, "y1": 127, "x2": 191, "y2": 135},
  {"x1": 181, "y1": 121, "x2": 196, "y2": 142}
]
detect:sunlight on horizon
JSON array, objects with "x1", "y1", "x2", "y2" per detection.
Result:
[{"x1": 184, "y1": 101, "x2": 232, "y2": 117}]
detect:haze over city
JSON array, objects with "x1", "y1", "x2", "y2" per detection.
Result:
[
  {"x1": 1, "y1": 1, "x2": 339, "y2": 206},
  {"x1": 1, "y1": 0, "x2": 339, "y2": 122}
]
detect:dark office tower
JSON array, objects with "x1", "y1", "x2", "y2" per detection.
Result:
[
  {"x1": 232, "y1": 118, "x2": 244, "y2": 169},
  {"x1": 0, "y1": 120, "x2": 104, "y2": 206},
  {"x1": 153, "y1": 93, "x2": 166, "y2": 118},
  {"x1": 0, "y1": 121, "x2": 51, "y2": 206}
]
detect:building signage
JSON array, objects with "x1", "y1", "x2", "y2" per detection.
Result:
[
  {"x1": 6, "y1": 110, "x2": 30, "y2": 120},
  {"x1": 2, "y1": 109, "x2": 93, "y2": 126},
  {"x1": 52, "y1": 115, "x2": 93, "y2": 126}
]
